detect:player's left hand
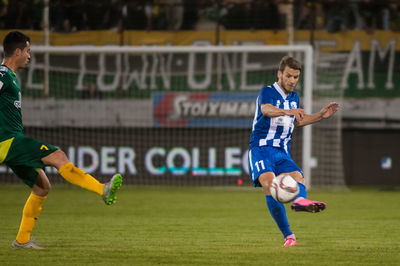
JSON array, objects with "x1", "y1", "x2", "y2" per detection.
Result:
[{"x1": 320, "y1": 102, "x2": 339, "y2": 119}]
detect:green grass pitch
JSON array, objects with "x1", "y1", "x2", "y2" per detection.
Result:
[{"x1": 0, "y1": 184, "x2": 399, "y2": 265}]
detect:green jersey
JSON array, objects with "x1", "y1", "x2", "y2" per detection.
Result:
[
  {"x1": 0, "y1": 65, "x2": 23, "y2": 141},
  {"x1": 0, "y1": 66, "x2": 58, "y2": 188}
]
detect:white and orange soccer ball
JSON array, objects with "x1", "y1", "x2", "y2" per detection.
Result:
[{"x1": 270, "y1": 174, "x2": 300, "y2": 203}]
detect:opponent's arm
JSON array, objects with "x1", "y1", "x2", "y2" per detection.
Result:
[
  {"x1": 295, "y1": 102, "x2": 339, "y2": 127},
  {"x1": 261, "y1": 103, "x2": 305, "y2": 122}
]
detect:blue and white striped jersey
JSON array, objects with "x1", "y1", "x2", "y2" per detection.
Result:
[{"x1": 249, "y1": 82, "x2": 300, "y2": 153}]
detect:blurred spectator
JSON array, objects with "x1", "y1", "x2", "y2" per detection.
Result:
[
  {"x1": 123, "y1": 1, "x2": 150, "y2": 30},
  {"x1": 32, "y1": 0, "x2": 44, "y2": 30},
  {"x1": 381, "y1": 4, "x2": 390, "y2": 30},
  {"x1": 121, "y1": 0, "x2": 168, "y2": 31},
  {"x1": 195, "y1": 0, "x2": 225, "y2": 31},
  {"x1": 106, "y1": 0, "x2": 122, "y2": 30},
  {"x1": 1, "y1": 0, "x2": 400, "y2": 32},
  {"x1": 81, "y1": 83, "x2": 102, "y2": 99},
  {"x1": 12, "y1": 0, "x2": 32, "y2": 29},
  {"x1": 0, "y1": 0, "x2": 8, "y2": 29},
  {"x1": 49, "y1": 0, "x2": 63, "y2": 31},
  {"x1": 296, "y1": 0, "x2": 315, "y2": 29},
  {"x1": 223, "y1": 0, "x2": 251, "y2": 30},
  {"x1": 323, "y1": 0, "x2": 345, "y2": 32},
  {"x1": 359, "y1": 0, "x2": 379, "y2": 34},
  {"x1": 50, "y1": 0, "x2": 85, "y2": 32},
  {"x1": 314, "y1": 2, "x2": 325, "y2": 29},
  {"x1": 349, "y1": 1, "x2": 363, "y2": 30},
  {"x1": 163, "y1": 0, "x2": 184, "y2": 31},
  {"x1": 181, "y1": 0, "x2": 199, "y2": 30},
  {"x1": 324, "y1": 0, "x2": 358, "y2": 32},
  {"x1": 276, "y1": 0, "x2": 290, "y2": 30},
  {"x1": 250, "y1": 0, "x2": 280, "y2": 30},
  {"x1": 82, "y1": 0, "x2": 119, "y2": 31},
  {"x1": 374, "y1": 1, "x2": 392, "y2": 31},
  {"x1": 359, "y1": 0, "x2": 394, "y2": 33},
  {"x1": 145, "y1": 0, "x2": 154, "y2": 30},
  {"x1": 61, "y1": 0, "x2": 82, "y2": 32},
  {"x1": 390, "y1": 2, "x2": 400, "y2": 31}
]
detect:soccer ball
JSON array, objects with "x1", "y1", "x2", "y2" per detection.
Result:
[{"x1": 270, "y1": 174, "x2": 299, "y2": 203}]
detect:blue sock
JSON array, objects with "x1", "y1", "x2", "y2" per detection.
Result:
[
  {"x1": 265, "y1": 195, "x2": 292, "y2": 238},
  {"x1": 296, "y1": 183, "x2": 307, "y2": 199}
]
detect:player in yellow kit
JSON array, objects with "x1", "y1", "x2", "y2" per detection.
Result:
[{"x1": 0, "y1": 31, "x2": 123, "y2": 250}]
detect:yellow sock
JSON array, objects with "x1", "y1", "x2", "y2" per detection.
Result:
[
  {"x1": 58, "y1": 162, "x2": 104, "y2": 196},
  {"x1": 16, "y1": 193, "x2": 46, "y2": 244}
]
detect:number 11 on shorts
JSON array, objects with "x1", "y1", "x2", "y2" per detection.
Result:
[{"x1": 255, "y1": 160, "x2": 265, "y2": 172}]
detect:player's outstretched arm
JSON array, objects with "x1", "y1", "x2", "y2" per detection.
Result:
[
  {"x1": 295, "y1": 102, "x2": 339, "y2": 127},
  {"x1": 320, "y1": 102, "x2": 339, "y2": 119},
  {"x1": 261, "y1": 104, "x2": 305, "y2": 121}
]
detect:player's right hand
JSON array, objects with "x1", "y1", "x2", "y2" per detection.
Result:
[{"x1": 287, "y1": 108, "x2": 305, "y2": 121}]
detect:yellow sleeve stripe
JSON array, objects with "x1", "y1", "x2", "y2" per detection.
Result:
[{"x1": 0, "y1": 137, "x2": 14, "y2": 163}]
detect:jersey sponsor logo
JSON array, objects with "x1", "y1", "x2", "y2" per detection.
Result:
[
  {"x1": 272, "y1": 116, "x2": 292, "y2": 127},
  {"x1": 40, "y1": 145, "x2": 49, "y2": 150},
  {"x1": 0, "y1": 81, "x2": 3, "y2": 90}
]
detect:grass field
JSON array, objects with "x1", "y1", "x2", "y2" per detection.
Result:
[{"x1": 1, "y1": 184, "x2": 399, "y2": 266}]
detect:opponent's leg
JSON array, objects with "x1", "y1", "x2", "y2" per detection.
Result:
[
  {"x1": 288, "y1": 171, "x2": 327, "y2": 213},
  {"x1": 43, "y1": 150, "x2": 122, "y2": 204},
  {"x1": 13, "y1": 170, "x2": 49, "y2": 249},
  {"x1": 58, "y1": 162, "x2": 104, "y2": 195},
  {"x1": 58, "y1": 163, "x2": 122, "y2": 205},
  {"x1": 42, "y1": 150, "x2": 103, "y2": 195},
  {"x1": 15, "y1": 193, "x2": 46, "y2": 245},
  {"x1": 259, "y1": 173, "x2": 296, "y2": 247}
]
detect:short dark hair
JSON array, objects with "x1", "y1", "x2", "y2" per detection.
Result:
[
  {"x1": 278, "y1": 56, "x2": 302, "y2": 73},
  {"x1": 3, "y1": 31, "x2": 30, "y2": 58}
]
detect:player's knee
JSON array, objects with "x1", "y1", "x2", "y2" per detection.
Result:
[
  {"x1": 42, "y1": 183, "x2": 51, "y2": 195},
  {"x1": 259, "y1": 173, "x2": 274, "y2": 192},
  {"x1": 54, "y1": 149, "x2": 68, "y2": 160},
  {"x1": 43, "y1": 149, "x2": 70, "y2": 168},
  {"x1": 285, "y1": 171, "x2": 304, "y2": 184},
  {"x1": 32, "y1": 182, "x2": 51, "y2": 197}
]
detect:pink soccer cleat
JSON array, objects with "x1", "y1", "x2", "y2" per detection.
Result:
[
  {"x1": 291, "y1": 198, "x2": 327, "y2": 213},
  {"x1": 283, "y1": 235, "x2": 296, "y2": 247}
]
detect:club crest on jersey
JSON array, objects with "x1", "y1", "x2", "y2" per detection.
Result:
[
  {"x1": 14, "y1": 92, "x2": 21, "y2": 109},
  {"x1": 14, "y1": 100, "x2": 21, "y2": 108},
  {"x1": 0, "y1": 66, "x2": 8, "y2": 72},
  {"x1": 290, "y1": 102, "x2": 297, "y2": 109}
]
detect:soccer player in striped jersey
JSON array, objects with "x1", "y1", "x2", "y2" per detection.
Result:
[
  {"x1": 248, "y1": 56, "x2": 339, "y2": 247},
  {"x1": 0, "y1": 31, "x2": 123, "y2": 250}
]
